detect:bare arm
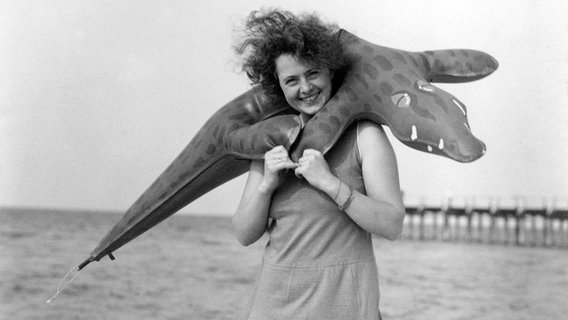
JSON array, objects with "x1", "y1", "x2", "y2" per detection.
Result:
[
  {"x1": 344, "y1": 121, "x2": 405, "y2": 239},
  {"x1": 294, "y1": 122, "x2": 405, "y2": 240},
  {"x1": 232, "y1": 146, "x2": 298, "y2": 246}
]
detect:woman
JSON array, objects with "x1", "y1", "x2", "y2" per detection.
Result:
[{"x1": 232, "y1": 9, "x2": 405, "y2": 320}]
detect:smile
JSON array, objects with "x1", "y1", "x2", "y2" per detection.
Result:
[{"x1": 300, "y1": 91, "x2": 320, "y2": 102}]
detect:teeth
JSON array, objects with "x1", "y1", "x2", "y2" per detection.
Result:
[
  {"x1": 301, "y1": 92, "x2": 319, "y2": 102},
  {"x1": 411, "y1": 125, "x2": 418, "y2": 141}
]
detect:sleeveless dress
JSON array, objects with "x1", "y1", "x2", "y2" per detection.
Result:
[{"x1": 242, "y1": 123, "x2": 382, "y2": 320}]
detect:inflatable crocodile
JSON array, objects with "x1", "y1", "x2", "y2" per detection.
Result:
[{"x1": 78, "y1": 29, "x2": 498, "y2": 269}]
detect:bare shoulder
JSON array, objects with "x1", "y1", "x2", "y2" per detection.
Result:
[
  {"x1": 356, "y1": 123, "x2": 402, "y2": 211},
  {"x1": 357, "y1": 121, "x2": 394, "y2": 157},
  {"x1": 358, "y1": 120, "x2": 386, "y2": 136}
]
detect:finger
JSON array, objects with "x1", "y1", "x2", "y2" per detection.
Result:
[
  {"x1": 298, "y1": 155, "x2": 314, "y2": 165},
  {"x1": 274, "y1": 146, "x2": 290, "y2": 156},
  {"x1": 294, "y1": 167, "x2": 303, "y2": 178},
  {"x1": 281, "y1": 161, "x2": 299, "y2": 169},
  {"x1": 302, "y1": 149, "x2": 321, "y2": 156},
  {"x1": 266, "y1": 152, "x2": 283, "y2": 160},
  {"x1": 269, "y1": 153, "x2": 291, "y2": 163},
  {"x1": 266, "y1": 146, "x2": 287, "y2": 157},
  {"x1": 270, "y1": 156, "x2": 287, "y2": 163},
  {"x1": 280, "y1": 150, "x2": 293, "y2": 159},
  {"x1": 269, "y1": 158, "x2": 298, "y2": 169},
  {"x1": 267, "y1": 153, "x2": 286, "y2": 163}
]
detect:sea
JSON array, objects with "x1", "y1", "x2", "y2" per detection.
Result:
[{"x1": 1, "y1": 208, "x2": 567, "y2": 320}]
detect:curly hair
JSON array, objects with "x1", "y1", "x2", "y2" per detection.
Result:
[{"x1": 235, "y1": 9, "x2": 346, "y2": 100}]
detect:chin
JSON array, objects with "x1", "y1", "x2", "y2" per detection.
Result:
[
  {"x1": 298, "y1": 104, "x2": 323, "y2": 115},
  {"x1": 297, "y1": 98, "x2": 327, "y2": 115}
]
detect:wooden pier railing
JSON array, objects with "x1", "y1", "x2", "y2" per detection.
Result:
[{"x1": 400, "y1": 197, "x2": 568, "y2": 248}]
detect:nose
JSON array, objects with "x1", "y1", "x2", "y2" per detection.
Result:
[{"x1": 299, "y1": 78, "x2": 312, "y2": 94}]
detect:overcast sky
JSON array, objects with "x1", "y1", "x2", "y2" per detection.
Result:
[{"x1": 1, "y1": 0, "x2": 567, "y2": 215}]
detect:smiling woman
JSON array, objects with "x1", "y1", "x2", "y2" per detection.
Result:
[
  {"x1": 232, "y1": 9, "x2": 405, "y2": 320},
  {"x1": 235, "y1": 9, "x2": 346, "y2": 102},
  {"x1": 275, "y1": 54, "x2": 334, "y2": 117}
]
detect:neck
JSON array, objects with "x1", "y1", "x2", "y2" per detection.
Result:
[{"x1": 299, "y1": 112, "x2": 312, "y2": 128}]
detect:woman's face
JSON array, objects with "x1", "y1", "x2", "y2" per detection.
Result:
[{"x1": 275, "y1": 54, "x2": 333, "y2": 116}]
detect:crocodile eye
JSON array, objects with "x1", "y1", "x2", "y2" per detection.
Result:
[
  {"x1": 391, "y1": 92, "x2": 411, "y2": 108},
  {"x1": 417, "y1": 80, "x2": 435, "y2": 92}
]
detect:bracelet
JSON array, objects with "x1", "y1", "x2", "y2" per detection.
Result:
[
  {"x1": 333, "y1": 181, "x2": 342, "y2": 201},
  {"x1": 337, "y1": 185, "x2": 355, "y2": 211}
]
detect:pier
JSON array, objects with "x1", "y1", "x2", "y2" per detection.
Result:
[{"x1": 401, "y1": 197, "x2": 568, "y2": 248}]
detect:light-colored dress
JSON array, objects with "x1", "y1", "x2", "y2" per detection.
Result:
[{"x1": 243, "y1": 123, "x2": 382, "y2": 320}]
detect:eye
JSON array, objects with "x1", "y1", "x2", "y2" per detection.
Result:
[
  {"x1": 285, "y1": 78, "x2": 298, "y2": 86},
  {"x1": 307, "y1": 70, "x2": 320, "y2": 79}
]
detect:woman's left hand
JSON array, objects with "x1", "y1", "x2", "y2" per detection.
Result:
[{"x1": 294, "y1": 149, "x2": 337, "y2": 191}]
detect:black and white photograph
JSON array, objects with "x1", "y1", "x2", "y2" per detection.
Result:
[{"x1": 2, "y1": 0, "x2": 567, "y2": 319}]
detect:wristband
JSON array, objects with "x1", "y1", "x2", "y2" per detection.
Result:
[
  {"x1": 337, "y1": 185, "x2": 355, "y2": 211},
  {"x1": 333, "y1": 181, "x2": 342, "y2": 202}
]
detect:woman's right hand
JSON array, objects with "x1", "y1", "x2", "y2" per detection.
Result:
[{"x1": 261, "y1": 145, "x2": 298, "y2": 192}]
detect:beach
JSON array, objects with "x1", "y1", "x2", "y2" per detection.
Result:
[{"x1": 1, "y1": 208, "x2": 567, "y2": 320}]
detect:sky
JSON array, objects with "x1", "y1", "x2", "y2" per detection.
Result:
[{"x1": 1, "y1": 0, "x2": 567, "y2": 215}]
